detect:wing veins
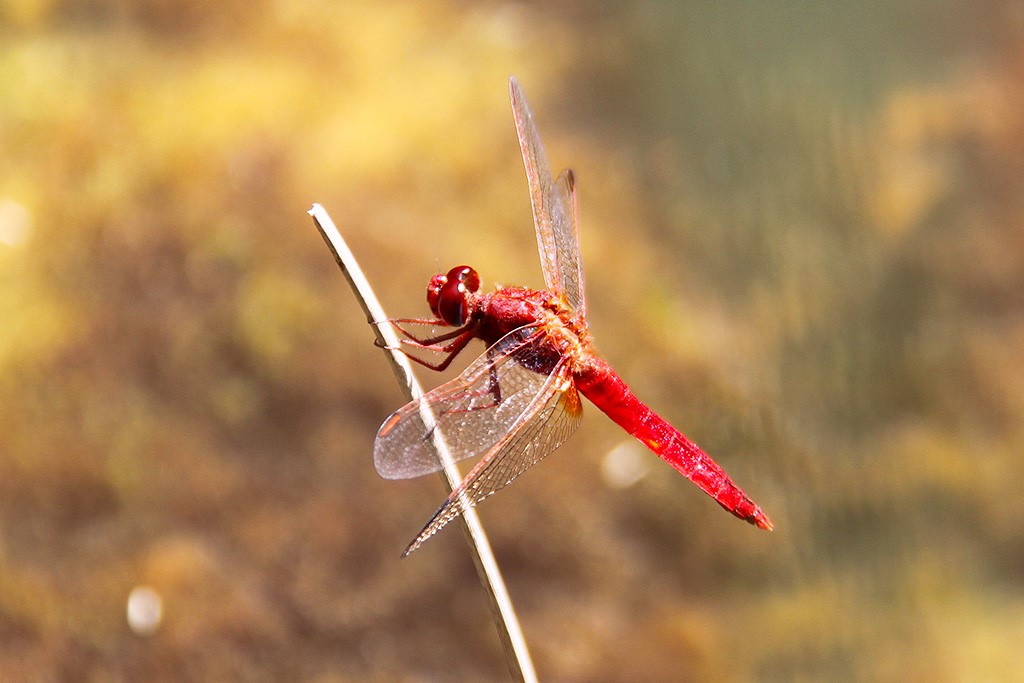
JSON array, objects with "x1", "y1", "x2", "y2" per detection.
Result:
[
  {"x1": 373, "y1": 325, "x2": 548, "y2": 479},
  {"x1": 403, "y1": 359, "x2": 583, "y2": 554}
]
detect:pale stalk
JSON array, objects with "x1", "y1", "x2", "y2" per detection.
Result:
[{"x1": 308, "y1": 203, "x2": 537, "y2": 683}]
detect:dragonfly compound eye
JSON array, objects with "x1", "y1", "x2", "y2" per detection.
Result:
[
  {"x1": 437, "y1": 280, "x2": 469, "y2": 326},
  {"x1": 431, "y1": 265, "x2": 479, "y2": 326},
  {"x1": 446, "y1": 265, "x2": 480, "y2": 293},
  {"x1": 427, "y1": 273, "x2": 447, "y2": 316}
]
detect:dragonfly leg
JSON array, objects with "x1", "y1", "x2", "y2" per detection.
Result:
[
  {"x1": 375, "y1": 318, "x2": 473, "y2": 346},
  {"x1": 390, "y1": 327, "x2": 478, "y2": 372},
  {"x1": 397, "y1": 332, "x2": 474, "y2": 354},
  {"x1": 429, "y1": 344, "x2": 506, "y2": 417},
  {"x1": 420, "y1": 344, "x2": 509, "y2": 449},
  {"x1": 484, "y1": 345, "x2": 503, "y2": 404},
  {"x1": 374, "y1": 316, "x2": 444, "y2": 326}
]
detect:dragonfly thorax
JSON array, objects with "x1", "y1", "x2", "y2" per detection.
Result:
[{"x1": 428, "y1": 265, "x2": 481, "y2": 326}]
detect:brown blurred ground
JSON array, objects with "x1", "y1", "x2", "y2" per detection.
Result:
[{"x1": 1, "y1": 1, "x2": 1023, "y2": 680}]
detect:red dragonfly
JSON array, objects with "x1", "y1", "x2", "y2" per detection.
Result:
[{"x1": 375, "y1": 77, "x2": 772, "y2": 555}]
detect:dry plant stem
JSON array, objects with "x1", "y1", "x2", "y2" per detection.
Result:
[{"x1": 308, "y1": 204, "x2": 538, "y2": 683}]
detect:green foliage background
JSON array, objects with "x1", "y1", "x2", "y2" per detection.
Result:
[{"x1": 1, "y1": 1, "x2": 1022, "y2": 679}]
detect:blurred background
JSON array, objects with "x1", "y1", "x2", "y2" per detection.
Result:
[{"x1": 2, "y1": 1, "x2": 1023, "y2": 680}]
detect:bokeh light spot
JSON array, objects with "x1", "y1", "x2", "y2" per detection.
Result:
[
  {"x1": 601, "y1": 441, "x2": 650, "y2": 490},
  {"x1": 127, "y1": 585, "x2": 163, "y2": 636},
  {"x1": 0, "y1": 200, "x2": 31, "y2": 247}
]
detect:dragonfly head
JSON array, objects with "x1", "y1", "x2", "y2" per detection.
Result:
[{"x1": 427, "y1": 265, "x2": 481, "y2": 326}]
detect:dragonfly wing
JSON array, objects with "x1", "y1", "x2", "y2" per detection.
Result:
[
  {"x1": 509, "y1": 77, "x2": 585, "y2": 314},
  {"x1": 554, "y1": 168, "x2": 585, "y2": 319},
  {"x1": 374, "y1": 324, "x2": 550, "y2": 479},
  {"x1": 403, "y1": 358, "x2": 583, "y2": 555}
]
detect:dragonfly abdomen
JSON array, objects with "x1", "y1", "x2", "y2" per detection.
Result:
[{"x1": 575, "y1": 357, "x2": 773, "y2": 531}]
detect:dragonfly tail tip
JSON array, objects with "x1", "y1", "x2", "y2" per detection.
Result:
[{"x1": 752, "y1": 510, "x2": 774, "y2": 531}]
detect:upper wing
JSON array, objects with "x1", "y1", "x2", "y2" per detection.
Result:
[
  {"x1": 509, "y1": 77, "x2": 586, "y2": 318},
  {"x1": 403, "y1": 357, "x2": 583, "y2": 555},
  {"x1": 554, "y1": 167, "x2": 585, "y2": 320},
  {"x1": 374, "y1": 324, "x2": 552, "y2": 479}
]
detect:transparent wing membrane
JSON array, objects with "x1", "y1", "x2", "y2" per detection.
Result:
[
  {"x1": 509, "y1": 77, "x2": 586, "y2": 317},
  {"x1": 374, "y1": 325, "x2": 549, "y2": 479},
  {"x1": 403, "y1": 361, "x2": 583, "y2": 555},
  {"x1": 554, "y1": 168, "x2": 585, "y2": 320}
]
